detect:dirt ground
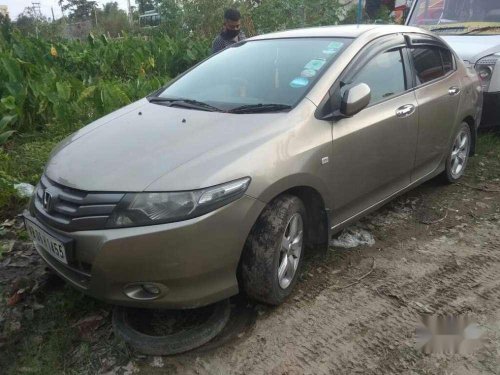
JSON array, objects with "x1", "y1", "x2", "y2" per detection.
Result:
[
  {"x1": 130, "y1": 181, "x2": 500, "y2": 375},
  {"x1": 1, "y1": 138, "x2": 499, "y2": 374}
]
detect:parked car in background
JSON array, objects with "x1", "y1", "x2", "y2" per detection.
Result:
[
  {"x1": 24, "y1": 25, "x2": 482, "y2": 310},
  {"x1": 406, "y1": 0, "x2": 500, "y2": 129}
]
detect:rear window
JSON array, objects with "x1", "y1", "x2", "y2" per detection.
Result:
[{"x1": 410, "y1": 46, "x2": 453, "y2": 85}]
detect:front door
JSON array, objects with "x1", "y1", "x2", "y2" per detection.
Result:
[{"x1": 330, "y1": 45, "x2": 419, "y2": 226}]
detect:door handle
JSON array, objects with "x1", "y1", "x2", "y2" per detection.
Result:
[
  {"x1": 396, "y1": 104, "x2": 415, "y2": 118},
  {"x1": 448, "y1": 86, "x2": 460, "y2": 96}
]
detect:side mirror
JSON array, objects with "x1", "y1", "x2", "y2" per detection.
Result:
[{"x1": 340, "y1": 83, "x2": 371, "y2": 117}]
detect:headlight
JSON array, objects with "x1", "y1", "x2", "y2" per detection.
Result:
[
  {"x1": 107, "y1": 177, "x2": 251, "y2": 228},
  {"x1": 475, "y1": 54, "x2": 499, "y2": 91}
]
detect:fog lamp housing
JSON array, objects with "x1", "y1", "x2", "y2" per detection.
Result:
[{"x1": 123, "y1": 283, "x2": 165, "y2": 300}]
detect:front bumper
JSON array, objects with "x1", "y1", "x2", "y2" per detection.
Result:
[
  {"x1": 480, "y1": 92, "x2": 500, "y2": 129},
  {"x1": 24, "y1": 195, "x2": 265, "y2": 309}
]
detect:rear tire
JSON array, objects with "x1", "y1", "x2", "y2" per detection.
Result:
[
  {"x1": 241, "y1": 195, "x2": 306, "y2": 305},
  {"x1": 442, "y1": 122, "x2": 471, "y2": 184}
]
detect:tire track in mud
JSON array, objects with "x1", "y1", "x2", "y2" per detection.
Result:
[{"x1": 157, "y1": 218, "x2": 500, "y2": 375}]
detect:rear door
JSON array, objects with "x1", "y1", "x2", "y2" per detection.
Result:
[
  {"x1": 329, "y1": 35, "x2": 419, "y2": 226},
  {"x1": 405, "y1": 35, "x2": 462, "y2": 180}
]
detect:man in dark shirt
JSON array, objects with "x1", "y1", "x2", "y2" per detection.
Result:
[{"x1": 212, "y1": 8, "x2": 246, "y2": 54}]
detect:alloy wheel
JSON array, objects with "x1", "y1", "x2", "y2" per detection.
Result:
[
  {"x1": 450, "y1": 129, "x2": 470, "y2": 179},
  {"x1": 278, "y1": 213, "x2": 303, "y2": 289}
]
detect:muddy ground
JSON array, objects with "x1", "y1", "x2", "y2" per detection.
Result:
[{"x1": 1, "y1": 138, "x2": 499, "y2": 374}]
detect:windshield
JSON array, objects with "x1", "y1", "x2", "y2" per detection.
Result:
[
  {"x1": 157, "y1": 38, "x2": 351, "y2": 111},
  {"x1": 408, "y1": 0, "x2": 500, "y2": 34}
]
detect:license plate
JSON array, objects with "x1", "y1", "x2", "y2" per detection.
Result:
[{"x1": 25, "y1": 219, "x2": 68, "y2": 264}]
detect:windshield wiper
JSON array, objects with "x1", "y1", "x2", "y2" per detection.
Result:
[
  {"x1": 430, "y1": 26, "x2": 467, "y2": 32},
  {"x1": 460, "y1": 26, "x2": 500, "y2": 35},
  {"x1": 228, "y1": 103, "x2": 292, "y2": 114},
  {"x1": 147, "y1": 96, "x2": 223, "y2": 112}
]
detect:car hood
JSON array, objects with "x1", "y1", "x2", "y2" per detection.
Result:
[
  {"x1": 45, "y1": 99, "x2": 291, "y2": 192},
  {"x1": 441, "y1": 35, "x2": 500, "y2": 63}
]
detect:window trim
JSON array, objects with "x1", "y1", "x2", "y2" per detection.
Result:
[
  {"x1": 440, "y1": 48, "x2": 456, "y2": 74},
  {"x1": 153, "y1": 36, "x2": 354, "y2": 111},
  {"x1": 343, "y1": 47, "x2": 410, "y2": 108},
  {"x1": 314, "y1": 34, "x2": 414, "y2": 120},
  {"x1": 404, "y1": 34, "x2": 458, "y2": 90}
]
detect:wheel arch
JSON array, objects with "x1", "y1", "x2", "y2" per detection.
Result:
[
  {"x1": 463, "y1": 115, "x2": 476, "y2": 156},
  {"x1": 281, "y1": 186, "x2": 329, "y2": 250},
  {"x1": 249, "y1": 174, "x2": 331, "y2": 250}
]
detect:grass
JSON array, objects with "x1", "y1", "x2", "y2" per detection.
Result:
[
  {"x1": 0, "y1": 127, "x2": 67, "y2": 219},
  {"x1": 1, "y1": 132, "x2": 65, "y2": 185},
  {"x1": 476, "y1": 132, "x2": 500, "y2": 155},
  {"x1": 466, "y1": 132, "x2": 500, "y2": 183},
  {"x1": 1, "y1": 285, "x2": 128, "y2": 374}
]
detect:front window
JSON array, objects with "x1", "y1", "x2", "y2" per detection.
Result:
[
  {"x1": 156, "y1": 38, "x2": 351, "y2": 112},
  {"x1": 408, "y1": 0, "x2": 500, "y2": 34},
  {"x1": 348, "y1": 49, "x2": 407, "y2": 105}
]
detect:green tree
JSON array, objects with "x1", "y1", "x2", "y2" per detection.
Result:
[
  {"x1": 154, "y1": 0, "x2": 250, "y2": 38},
  {"x1": 59, "y1": 0, "x2": 97, "y2": 21},
  {"x1": 96, "y1": 1, "x2": 130, "y2": 36},
  {"x1": 0, "y1": 12, "x2": 11, "y2": 41},
  {"x1": 0, "y1": 12, "x2": 9, "y2": 25},
  {"x1": 365, "y1": 0, "x2": 395, "y2": 22},
  {"x1": 154, "y1": 0, "x2": 183, "y2": 33},
  {"x1": 251, "y1": 0, "x2": 345, "y2": 34},
  {"x1": 136, "y1": 0, "x2": 156, "y2": 14},
  {"x1": 365, "y1": 0, "x2": 382, "y2": 19},
  {"x1": 14, "y1": 6, "x2": 50, "y2": 36},
  {"x1": 178, "y1": 0, "x2": 237, "y2": 37}
]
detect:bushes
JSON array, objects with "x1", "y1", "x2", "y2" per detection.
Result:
[
  {"x1": 0, "y1": 29, "x2": 210, "y2": 141},
  {"x1": 0, "y1": 28, "x2": 209, "y2": 217}
]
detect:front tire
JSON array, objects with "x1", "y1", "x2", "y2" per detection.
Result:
[
  {"x1": 443, "y1": 122, "x2": 471, "y2": 183},
  {"x1": 241, "y1": 195, "x2": 306, "y2": 305}
]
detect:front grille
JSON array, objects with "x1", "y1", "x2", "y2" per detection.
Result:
[{"x1": 32, "y1": 175, "x2": 125, "y2": 232}]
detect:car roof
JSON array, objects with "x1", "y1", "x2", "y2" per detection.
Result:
[{"x1": 249, "y1": 24, "x2": 428, "y2": 40}]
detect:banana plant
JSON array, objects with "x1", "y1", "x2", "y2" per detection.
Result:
[{"x1": 0, "y1": 114, "x2": 17, "y2": 145}]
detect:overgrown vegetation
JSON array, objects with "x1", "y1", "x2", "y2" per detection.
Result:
[
  {"x1": 0, "y1": 0, "x2": 399, "y2": 217},
  {"x1": 0, "y1": 28, "x2": 208, "y2": 135},
  {"x1": 0, "y1": 19, "x2": 210, "y2": 213}
]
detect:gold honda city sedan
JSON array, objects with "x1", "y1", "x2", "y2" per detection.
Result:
[{"x1": 24, "y1": 25, "x2": 482, "y2": 309}]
